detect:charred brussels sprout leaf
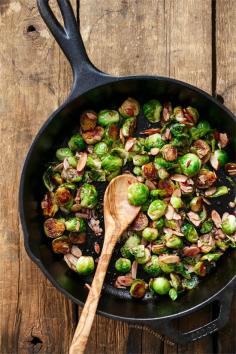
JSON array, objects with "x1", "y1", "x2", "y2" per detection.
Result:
[{"x1": 143, "y1": 99, "x2": 163, "y2": 123}]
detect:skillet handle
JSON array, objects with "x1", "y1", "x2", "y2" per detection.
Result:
[
  {"x1": 144, "y1": 288, "x2": 234, "y2": 345},
  {"x1": 37, "y1": 0, "x2": 110, "y2": 99}
]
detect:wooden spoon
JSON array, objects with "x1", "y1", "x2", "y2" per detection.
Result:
[{"x1": 69, "y1": 175, "x2": 141, "y2": 354}]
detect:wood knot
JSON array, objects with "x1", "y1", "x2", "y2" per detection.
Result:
[{"x1": 25, "y1": 25, "x2": 40, "y2": 39}]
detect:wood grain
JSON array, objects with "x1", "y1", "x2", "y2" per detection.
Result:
[
  {"x1": 0, "y1": 1, "x2": 77, "y2": 353},
  {"x1": 216, "y1": 1, "x2": 236, "y2": 353}
]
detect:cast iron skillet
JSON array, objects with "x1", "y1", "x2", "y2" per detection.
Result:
[{"x1": 19, "y1": 0, "x2": 236, "y2": 344}]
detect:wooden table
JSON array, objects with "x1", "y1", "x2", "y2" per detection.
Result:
[{"x1": 1, "y1": 0, "x2": 236, "y2": 353}]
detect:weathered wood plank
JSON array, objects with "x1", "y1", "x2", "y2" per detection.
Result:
[
  {"x1": 0, "y1": 1, "x2": 77, "y2": 353},
  {"x1": 216, "y1": 1, "x2": 236, "y2": 352},
  {"x1": 80, "y1": 0, "x2": 213, "y2": 353}
]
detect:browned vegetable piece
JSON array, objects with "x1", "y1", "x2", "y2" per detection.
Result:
[
  {"x1": 197, "y1": 169, "x2": 217, "y2": 189},
  {"x1": 142, "y1": 162, "x2": 157, "y2": 180},
  {"x1": 130, "y1": 212, "x2": 149, "y2": 231},
  {"x1": 162, "y1": 102, "x2": 172, "y2": 121},
  {"x1": 80, "y1": 110, "x2": 97, "y2": 131},
  {"x1": 69, "y1": 232, "x2": 87, "y2": 245},
  {"x1": 161, "y1": 144, "x2": 177, "y2": 161},
  {"x1": 158, "y1": 179, "x2": 175, "y2": 196},
  {"x1": 114, "y1": 275, "x2": 133, "y2": 288},
  {"x1": 119, "y1": 97, "x2": 140, "y2": 118},
  {"x1": 198, "y1": 234, "x2": 215, "y2": 253},
  {"x1": 183, "y1": 246, "x2": 200, "y2": 256},
  {"x1": 225, "y1": 162, "x2": 236, "y2": 176},
  {"x1": 41, "y1": 192, "x2": 58, "y2": 218},
  {"x1": 44, "y1": 218, "x2": 65, "y2": 238},
  {"x1": 52, "y1": 236, "x2": 71, "y2": 254},
  {"x1": 218, "y1": 133, "x2": 229, "y2": 148},
  {"x1": 192, "y1": 139, "x2": 210, "y2": 162},
  {"x1": 140, "y1": 128, "x2": 161, "y2": 135},
  {"x1": 55, "y1": 187, "x2": 72, "y2": 206},
  {"x1": 82, "y1": 126, "x2": 104, "y2": 145}
]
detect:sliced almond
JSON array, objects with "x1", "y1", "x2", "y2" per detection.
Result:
[
  {"x1": 211, "y1": 210, "x2": 222, "y2": 228},
  {"x1": 77, "y1": 152, "x2": 88, "y2": 172},
  {"x1": 187, "y1": 211, "x2": 201, "y2": 227},
  {"x1": 71, "y1": 245, "x2": 82, "y2": 258},
  {"x1": 205, "y1": 187, "x2": 217, "y2": 197},
  {"x1": 159, "y1": 254, "x2": 180, "y2": 264},
  {"x1": 165, "y1": 205, "x2": 175, "y2": 220},
  {"x1": 131, "y1": 261, "x2": 138, "y2": 279},
  {"x1": 125, "y1": 137, "x2": 136, "y2": 151},
  {"x1": 171, "y1": 174, "x2": 188, "y2": 182},
  {"x1": 183, "y1": 246, "x2": 200, "y2": 256},
  {"x1": 218, "y1": 133, "x2": 229, "y2": 148}
]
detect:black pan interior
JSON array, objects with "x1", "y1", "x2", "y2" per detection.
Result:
[{"x1": 20, "y1": 77, "x2": 236, "y2": 321}]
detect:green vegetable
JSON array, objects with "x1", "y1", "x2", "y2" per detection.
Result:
[
  {"x1": 128, "y1": 182, "x2": 149, "y2": 206},
  {"x1": 210, "y1": 149, "x2": 229, "y2": 169},
  {"x1": 119, "y1": 97, "x2": 140, "y2": 118},
  {"x1": 94, "y1": 142, "x2": 109, "y2": 157},
  {"x1": 142, "y1": 227, "x2": 158, "y2": 241},
  {"x1": 154, "y1": 157, "x2": 176, "y2": 170},
  {"x1": 130, "y1": 279, "x2": 146, "y2": 298},
  {"x1": 151, "y1": 277, "x2": 171, "y2": 295},
  {"x1": 190, "y1": 196, "x2": 202, "y2": 212},
  {"x1": 68, "y1": 134, "x2": 85, "y2": 151},
  {"x1": 115, "y1": 258, "x2": 132, "y2": 273},
  {"x1": 222, "y1": 215, "x2": 236, "y2": 235},
  {"x1": 44, "y1": 218, "x2": 65, "y2": 238},
  {"x1": 86, "y1": 155, "x2": 102, "y2": 170},
  {"x1": 120, "y1": 234, "x2": 141, "y2": 258},
  {"x1": 200, "y1": 219, "x2": 213, "y2": 234},
  {"x1": 182, "y1": 223, "x2": 198, "y2": 243},
  {"x1": 165, "y1": 235, "x2": 183, "y2": 249},
  {"x1": 133, "y1": 154, "x2": 150, "y2": 166},
  {"x1": 143, "y1": 255, "x2": 161, "y2": 276},
  {"x1": 98, "y1": 110, "x2": 120, "y2": 127},
  {"x1": 169, "y1": 288, "x2": 178, "y2": 301},
  {"x1": 179, "y1": 153, "x2": 201, "y2": 176},
  {"x1": 65, "y1": 217, "x2": 86, "y2": 232},
  {"x1": 56, "y1": 148, "x2": 73, "y2": 161},
  {"x1": 143, "y1": 99, "x2": 163, "y2": 123},
  {"x1": 80, "y1": 183, "x2": 98, "y2": 209},
  {"x1": 190, "y1": 121, "x2": 211, "y2": 140},
  {"x1": 170, "y1": 195, "x2": 183, "y2": 209},
  {"x1": 101, "y1": 155, "x2": 123, "y2": 172},
  {"x1": 121, "y1": 117, "x2": 136, "y2": 137},
  {"x1": 145, "y1": 134, "x2": 165, "y2": 151},
  {"x1": 147, "y1": 199, "x2": 167, "y2": 220},
  {"x1": 133, "y1": 166, "x2": 142, "y2": 176},
  {"x1": 209, "y1": 186, "x2": 229, "y2": 198},
  {"x1": 201, "y1": 253, "x2": 222, "y2": 262},
  {"x1": 135, "y1": 248, "x2": 151, "y2": 264},
  {"x1": 182, "y1": 275, "x2": 199, "y2": 289},
  {"x1": 76, "y1": 256, "x2": 95, "y2": 275}
]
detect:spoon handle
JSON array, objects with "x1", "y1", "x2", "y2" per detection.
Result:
[{"x1": 69, "y1": 238, "x2": 116, "y2": 354}]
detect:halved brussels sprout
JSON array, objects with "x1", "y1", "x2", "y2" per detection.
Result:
[
  {"x1": 190, "y1": 196, "x2": 202, "y2": 212},
  {"x1": 190, "y1": 120, "x2": 211, "y2": 140},
  {"x1": 98, "y1": 110, "x2": 120, "y2": 127},
  {"x1": 147, "y1": 199, "x2": 167, "y2": 220},
  {"x1": 115, "y1": 258, "x2": 132, "y2": 273},
  {"x1": 120, "y1": 233, "x2": 141, "y2": 258},
  {"x1": 150, "y1": 277, "x2": 171, "y2": 295},
  {"x1": 55, "y1": 187, "x2": 73, "y2": 207},
  {"x1": 142, "y1": 162, "x2": 157, "y2": 180},
  {"x1": 193, "y1": 261, "x2": 206, "y2": 277},
  {"x1": 101, "y1": 155, "x2": 123, "y2": 172},
  {"x1": 145, "y1": 133, "x2": 165, "y2": 151},
  {"x1": 133, "y1": 154, "x2": 150, "y2": 167},
  {"x1": 119, "y1": 97, "x2": 140, "y2": 118},
  {"x1": 181, "y1": 223, "x2": 198, "y2": 243},
  {"x1": 210, "y1": 149, "x2": 229, "y2": 170},
  {"x1": 80, "y1": 110, "x2": 97, "y2": 131},
  {"x1": 130, "y1": 279, "x2": 146, "y2": 298},
  {"x1": 196, "y1": 168, "x2": 217, "y2": 189},
  {"x1": 200, "y1": 219, "x2": 213, "y2": 234},
  {"x1": 80, "y1": 183, "x2": 98, "y2": 209},
  {"x1": 143, "y1": 255, "x2": 161, "y2": 276},
  {"x1": 161, "y1": 144, "x2": 177, "y2": 162},
  {"x1": 76, "y1": 256, "x2": 95, "y2": 275},
  {"x1": 142, "y1": 227, "x2": 158, "y2": 241},
  {"x1": 222, "y1": 215, "x2": 236, "y2": 235},
  {"x1": 179, "y1": 153, "x2": 201, "y2": 177},
  {"x1": 165, "y1": 235, "x2": 183, "y2": 249},
  {"x1": 65, "y1": 217, "x2": 86, "y2": 233},
  {"x1": 143, "y1": 99, "x2": 163, "y2": 123},
  {"x1": 52, "y1": 236, "x2": 71, "y2": 254},
  {"x1": 86, "y1": 155, "x2": 102, "y2": 170},
  {"x1": 82, "y1": 126, "x2": 104, "y2": 145},
  {"x1": 133, "y1": 166, "x2": 142, "y2": 176},
  {"x1": 170, "y1": 195, "x2": 183, "y2": 209},
  {"x1": 41, "y1": 192, "x2": 59, "y2": 217},
  {"x1": 127, "y1": 182, "x2": 149, "y2": 206},
  {"x1": 154, "y1": 157, "x2": 176, "y2": 170},
  {"x1": 186, "y1": 106, "x2": 199, "y2": 124},
  {"x1": 103, "y1": 124, "x2": 119, "y2": 146},
  {"x1": 68, "y1": 134, "x2": 86, "y2": 151},
  {"x1": 61, "y1": 168, "x2": 83, "y2": 183},
  {"x1": 121, "y1": 117, "x2": 136, "y2": 137},
  {"x1": 94, "y1": 142, "x2": 109, "y2": 158},
  {"x1": 44, "y1": 218, "x2": 65, "y2": 238},
  {"x1": 43, "y1": 167, "x2": 63, "y2": 192},
  {"x1": 56, "y1": 148, "x2": 73, "y2": 161}
]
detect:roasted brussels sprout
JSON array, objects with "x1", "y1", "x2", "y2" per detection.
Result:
[
  {"x1": 127, "y1": 182, "x2": 149, "y2": 206},
  {"x1": 55, "y1": 186, "x2": 73, "y2": 207},
  {"x1": 56, "y1": 147, "x2": 73, "y2": 161},
  {"x1": 80, "y1": 183, "x2": 98, "y2": 209},
  {"x1": 143, "y1": 255, "x2": 161, "y2": 276},
  {"x1": 133, "y1": 154, "x2": 150, "y2": 166},
  {"x1": 135, "y1": 248, "x2": 151, "y2": 264},
  {"x1": 142, "y1": 162, "x2": 158, "y2": 180},
  {"x1": 80, "y1": 110, "x2": 97, "y2": 131},
  {"x1": 68, "y1": 134, "x2": 86, "y2": 151},
  {"x1": 98, "y1": 110, "x2": 120, "y2": 127},
  {"x1": 182, "y1": 275, "x2": 199, "y2": 290},
  {"x1": 41, "y1": 192, "x2": 59, "y2": 217},
  {"x1": 165, "y1": 235, "x2": 183, "y2": 249},
  {"x1": 103, "y1": 124, "x2": 119, "y2": 146},
  {"x1": 43, "y1": 167, "x2": 63, "y2": 192},
  {"x1": 121, "y1": 117, "x2": 136, "y2": 137},
  {"x1": 120, "y1": 233, "x2": 141, "y2": 258},
  {"x1": 154, "y1": 217, "x2": 165, "y2": 230},
  {"x1": 196, "y1": 168, "x2": 217, "y2": 189},
  {"x1": 150, "y1": 277, "x2": 171, "y2": 295},
  {"x1": 101, "y1": 155, "x2": 123, "y2": 172},
  {"x1": 182, "y1": 223, "x2": 198, "y2": 243},
  {"x1": 179, "y1": 153, "x2": 201, "y2": 177},
  {"x1": 65, "y1": 217, "x2": 86, "y2": 233},
  {"x1": 130, "y1": 279, "x2": 146, "y2": 298},
  {"x1": 190, "y1": 196, "x2": 203, "y2": 212},
  {"x1": 44, "y1": 218, "x2": 65, "y2": 238},
  {"x1": 61, "y1": 168, "x2": 83, "y2": 183},
  {"x1": 115, "y1": 258, "x2": 132, "y2": 273},
  {"x1": 210, "y1": 149, "x2": 229, "y2": 170},
  {"x1": 133, "y1": 166, "x2": 142, "y2": 176},
  {"x1": 151, "y1": 241, "x2": 167, "y2": 255},
  {"x1": 222, "y1": 215, "x2": 236, "y2": 235},
  {"x1": 119, "y1": 97, "x2": 140, "y2": 118},
  {"x1": 145, "y1": 133, "x2": 165, "y2": 151},
  {"x1": 52, "y1": 236, "x2": 71, "y2": 254},
  {"x1": 94, "y1": 142, "x2": 109, "y2": 158},
  {"x1": 170, "y1": 273, "x2": 182, "y2": 290},
  {"x1": 82, "y1": 126, "x2": 104, "y2": 145},
  {"x1": 161, "y1": 144, "x2": 178, "y2": 162},
  {"x1": 76, "y1": 256, "x2": 95, "y2": 275},
  {"x1": 86, "y1": 155, "x2": 102, "y2": 170},
  {"x1": 143, "y1": 99, "x2": 163, "y2": 123},
  {"x1": 200, "y1": 219, "x2": 213, "y2": 234},
  {"x1": 154, "y1": 157, "x2": 176, "y2": 170},
  {"x1": 147, "y1": 199, "x2": 167, "y2": 220},
  {"x1": 186, "y1": 106, "x2": 199, "y2": 124},
  {"x1": 190, "y1": 120, "x2": 211, "y2": 140},
  {"x1": 170, "y1": 195, "x2": 183, "y2": 209},
  {"x1": 142, "y1": 227, "x2": 158, "y2": 241}
]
